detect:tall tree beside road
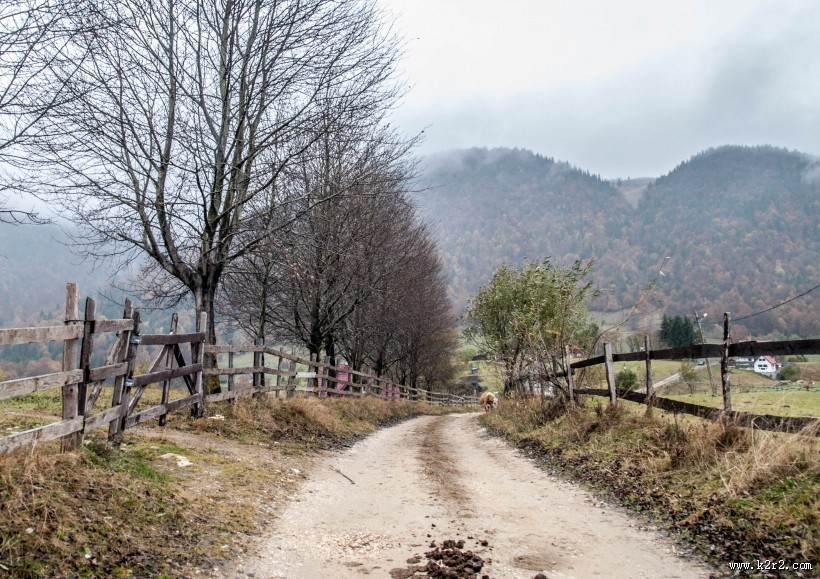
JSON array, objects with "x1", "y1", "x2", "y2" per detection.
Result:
[
  {"x1": 217, "y1": 104, "x2": 419, "y2": 358},
  {"x1": 336, "y1": 220, "x2": 458, "y2": 389},
  {"x1": 217, "y1": 136, "x2": 458, "y2": 389},
  {"x1": 464, "y1": 259, "x2": 597, "y2": 396},
  {"x1": 13, "y1": 0, "x2": 405, "y2": 363}
]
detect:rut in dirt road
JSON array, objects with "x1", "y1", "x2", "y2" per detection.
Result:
[{"x1": 225, "y1": 413, "x2": 712, "y2": 579}]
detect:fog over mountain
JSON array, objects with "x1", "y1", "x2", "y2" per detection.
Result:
[
  {"x1": 2, "y1": 144, "x2": 818, "y2": 339},
  {"x1": 416, "y1": 145, "x2": 820, "y2": 338}
]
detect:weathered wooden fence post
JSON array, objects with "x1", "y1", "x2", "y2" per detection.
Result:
[
  {"x1": 227, "y1": 344, "x2": 235, "y2": 395},
  {"x1": 564, "y1": 345, "x2": 575, "y2": 407},
  {"x1": 158, "y1": 313, "x2": 178, "y2": 425},
  {"x1": 307, "y1": 352, "x2": 317, "y2": 395},
  {"x1": 721, "y1": 313, "x2": 733, "y2": 415},
  {"x1": 274, "y1": 355, "x2": 282, "y2": 399},
  {"x1": 73, "y1": 296, "x2": 97, "y2": 447},
  {"x1": 60, "y1": 284, "x2": 81, "y2": 452},
  {"x1": 113, "y1": 307, "x2": 141, "y2": 443},
  {"x1": 286, "y1": 354, "x2": 296, "y2": 398},
  {"x1": 319, "y1": 356, "x2": 329, "y2": 398},
  {"x1": 604, "y1": 342, "x2": 617, "y2": 405},
  {"x1": 252, "y1": 337, "x2": 263, "y2": 398},
  {"x1": 644, "y1": 334, "x2": 653, "y2": 412},
  {"x1": 108, "y1": 300, "x2": 133, "y2": 439},
  {"x1": 550, "y1": 356, "x2": 561, "y2": 401}
]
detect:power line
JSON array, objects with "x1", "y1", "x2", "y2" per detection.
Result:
[{"x1": 734, "y1": 282, "x2": 820, "y2": 321}]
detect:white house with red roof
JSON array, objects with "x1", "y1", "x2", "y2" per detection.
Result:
[{"x1": 753, "y1": 356, "x2": 780, "y2": 375}]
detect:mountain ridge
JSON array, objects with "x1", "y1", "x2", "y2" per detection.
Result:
[{"x1": 416, "y1": 145, "x2": 820, "y2": 338}]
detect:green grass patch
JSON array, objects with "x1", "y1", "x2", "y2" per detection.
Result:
[
  {"x1": 83, "y1": 440, "x2": 170, "y2": 484},
  {"x1": 0, "y1": 391, "x2": 62, "y2": 415},
  {"x1": 666, "y1": 390, "x2": 820, "y2": 417}
]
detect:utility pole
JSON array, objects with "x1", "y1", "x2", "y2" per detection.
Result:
[{"x1": 694, "y1": 309, "x2": 717, "y2": 396}]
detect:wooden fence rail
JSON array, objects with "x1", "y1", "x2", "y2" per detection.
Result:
[
  {"x1": 558, "y1": 313, "x2": 820, "y2": 436},
  {"x1": 0, "y1": 284, "x2": 136, "y2": 454},
  {"x1": 202, "y1": 342, "x2": 479, "y2": 407},
  {"x1": 0, "y1": 284, "x2": 477, "y2": 456}
]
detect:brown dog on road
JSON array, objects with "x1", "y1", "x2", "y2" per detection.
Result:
[{"x1": 478, "y1": 391, "x2": 498, "y2": 412}]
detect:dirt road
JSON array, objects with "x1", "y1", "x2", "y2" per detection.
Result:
[{"x1": 226, "y1": 414, "x2": 712, "y2": 578}]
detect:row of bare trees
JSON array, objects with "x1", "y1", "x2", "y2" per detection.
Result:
[
  {"x1": 1, "y1": 0, "x2": 459, "y2": 389},
  {"x1": 217, "y1": 126, "x2": 459, "y2": 388}
]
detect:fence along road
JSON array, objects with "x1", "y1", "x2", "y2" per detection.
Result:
[
  {"x1": 0, "y1": 283, "x2": 477, "y2": 457},
  {"x1": 561, "y1": 318, "x2": 819, "y2": 435}
]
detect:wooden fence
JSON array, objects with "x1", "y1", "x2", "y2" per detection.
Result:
[
  {"x1": 204, "y1": 343, "x2": 475, "y2": 406},
  {"x1": 558, "y1": 314, "x2": 820, "y2": 435},
  {"x1": 0, "y1": 284, "x2": 476, "y2": 456}
]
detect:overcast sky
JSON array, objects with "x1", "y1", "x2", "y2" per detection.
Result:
[{"x1": 382, "y1": 0, "x2": 820, "y2": 178}]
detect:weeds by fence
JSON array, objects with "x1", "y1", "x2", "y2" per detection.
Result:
[{"x1": 0, "y1": 284, "x2": 477, "y2": 456}]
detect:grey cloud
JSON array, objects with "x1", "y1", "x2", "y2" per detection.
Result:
[{"x1": 397, "y1": 2, "x2": 820, "y2": 179}]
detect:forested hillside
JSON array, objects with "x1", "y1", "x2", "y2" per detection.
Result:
[
  {"x1": 417, "y1": 146, "x2": 820, "y2": 338},
  {"x1": 0, "y1": 224, "x2": 171, "y2": 329},
  {"x1": 0, "y1": 224, "x2": 111, "y2": 325},
  {"x1": 417, "y1": 148, "x2": 635, "y2": 310},
  {"x1": 2, "y1": 146, "x2": 818, "y2": 340},
  {"x1": 631, "y1": 146, "x2": 820, "y2": 338}
]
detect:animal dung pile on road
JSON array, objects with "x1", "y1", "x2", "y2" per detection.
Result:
[{"x1": 389, "y1": 538, "x2": 488, "y2": 578}]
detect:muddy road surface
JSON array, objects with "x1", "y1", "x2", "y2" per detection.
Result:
[{"x1": 226, "y1": 414, "x2": 711, "y2": 578}]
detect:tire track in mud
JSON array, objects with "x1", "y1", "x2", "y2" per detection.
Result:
[{"x1": 417, "y1": 416, "x2": 472, "y2": 510}]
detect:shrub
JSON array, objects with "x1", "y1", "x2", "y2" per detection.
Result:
[
  {"x1": 615, "y1": 368, "x2": 638, "y2": 392},
  {"x1": 679, "y1": 361, "x2": 698, "y2": 394},
  {"x1": 778, "y1": 364, "x2": 802, "y2": 381}
]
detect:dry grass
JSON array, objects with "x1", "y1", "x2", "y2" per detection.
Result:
[
  {"x1": 0, "y1": 439, "x2": 195, "y2": 577},
  {"x1": 169, "y1": 395, "x2": 461, "y2": 448},
  {"x1": 481, "y1": 397, "x2": 819, "y2": 567},
  {"x1": 0, "y1": 394, "x2": 471, "y2": 577}
]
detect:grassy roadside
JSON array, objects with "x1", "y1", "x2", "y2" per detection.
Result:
[
  {"x1": 0, "y1": 396, "x2": 470, "y2": 578},
  {"x1": 481, "y1": 397, "x2": 818, "y2": 577}
]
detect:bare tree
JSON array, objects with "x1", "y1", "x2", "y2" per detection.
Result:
[
  {"x1": 16, "y1": 0, "x2": 405, "y2": 359},
  {"x1": 265, "y1": 172, "x2": 419, "y2": 362},
  {"x1": 380, "y1": 240, "x2": 459, "y2": 390},
  {"x1": 0, "y1": 0, "x2": 91, "y2": 222},
  {"x1": 333, "y1": 218, "x2": 458, "y2": 389},
  {"x1": 217, "y1": 98, "x2": 418, "y2": 349}
]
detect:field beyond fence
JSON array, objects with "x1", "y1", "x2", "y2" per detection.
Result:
[{"x1": 544, "y1": 319, "x2": 820, "y2": 435}]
